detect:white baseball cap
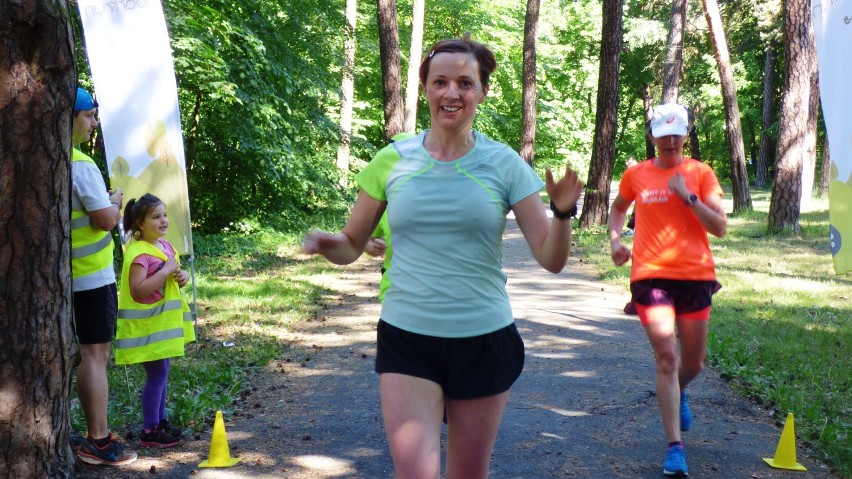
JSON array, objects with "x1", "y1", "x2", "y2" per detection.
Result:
[{"x1": 650, "y1": 103, "x2": 688, "y2": 138}]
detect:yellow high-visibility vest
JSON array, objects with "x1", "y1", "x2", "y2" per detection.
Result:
[
  {"x1": 115, "y1": 240, "x2": 195, "y2": 365},
  {"x1": 71, "y1": 149, "x2": 115, "y2": 282}
]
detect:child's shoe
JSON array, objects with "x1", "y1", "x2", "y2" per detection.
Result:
[
  {"x1": 158, "y1": 418, "x2": 183, "y2": 438},
  {"x1": 139, "y1": 426, "x2": 180, "y2": 448}
]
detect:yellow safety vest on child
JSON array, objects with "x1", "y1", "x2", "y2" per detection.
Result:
[{"x1": 115, "y1": 240, "x2": 195, "y2": 365}]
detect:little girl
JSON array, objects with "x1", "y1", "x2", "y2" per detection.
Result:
[{"x1": 115, "y1": 193, "x2": 195, "y2": 448}]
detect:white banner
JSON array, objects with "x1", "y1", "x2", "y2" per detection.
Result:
[
  {"x1": 77, "y1": 0, "x2": 193, "y2": 255},
  {"x1": 812, "y1": 0, "x2": 852, "y2": 275}
]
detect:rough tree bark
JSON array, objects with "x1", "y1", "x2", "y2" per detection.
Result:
[
  {"x1": 376, "y1": 0, "x2": 405, "y2": 141},
  {"x1": 769, "y1": 0, "x2": 817, "y2": 233},
  {"x1": 756, "y1": 46, "x2": 776, "y2": 187},
  {"x1": 336, "y1": 0, "x2": 357, "y2": 175},
  {"x1": 0, "y1": 1, "x2": 78, "y2": 477},
  {"x1": 800, "y1": 69, "x2": 820, "y2": 210},
  {"x1": 403, "y1": 0, "x2": 424, "y2": 134},
  {"x1": 702, "y1": 0, "x2": 752, "y2": 213},
  {"x1": 519, "y1": 0, "x2": 540, "y2": 166},
  {"x1": 661, "y1": 0, "x2": 687, "y2": 103},
  {"x1": 579, "y1": 0, "x2": 623, "y2": 227}
]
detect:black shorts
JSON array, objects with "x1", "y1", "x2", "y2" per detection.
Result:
[
  {"x1": 375, "y1": 319, "x2": 525, "y2": 400},
  {"x1": 72, "y1": 283, "x2": 118, "y2": 345},
  {"x1": 630, "y1": 278, "x2": 721, "y2": 314}
]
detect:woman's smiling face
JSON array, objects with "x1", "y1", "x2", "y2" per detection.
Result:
[{"x1": 422, "y1": 52, "x2": 488, "y2": 133}]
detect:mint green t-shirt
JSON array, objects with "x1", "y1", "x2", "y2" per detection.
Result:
[{"x1": 355, "y1": 131, "x2": 544, "y2": 338}]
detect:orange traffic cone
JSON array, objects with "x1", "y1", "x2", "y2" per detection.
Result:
[
  {"x1": 763, "y1": 413, "x2": 807, "y2": 471},
  {"x1": 199, "y1": 411, "x2": 241, "y2": 468}
]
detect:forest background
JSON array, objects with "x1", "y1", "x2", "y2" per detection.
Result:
[{"x1": 73, "y1": 0, "x2": 820, "y2": 235}]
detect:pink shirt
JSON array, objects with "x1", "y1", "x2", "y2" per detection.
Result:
[{"x1": 131, "y1": 239, "x2": 177, "y2": 304}]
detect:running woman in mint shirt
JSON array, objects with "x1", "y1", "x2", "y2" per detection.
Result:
[{"x1": 303, "y1": 34, "x2": 583, "y2": 479}]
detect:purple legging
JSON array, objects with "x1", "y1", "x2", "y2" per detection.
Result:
[{"x1": 141, "y1": 358, "x2": 170, "y2": 431}]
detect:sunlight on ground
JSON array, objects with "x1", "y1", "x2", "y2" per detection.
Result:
[
  {"x1": 559, "y1": 370, "x2": 597, "y2": 379},
  {"x1": 544, "y1": 406, "x2": 591, "y2": 417},
  {"x1": 291, "y1": 455, "x2": 357, "y2": 474}
]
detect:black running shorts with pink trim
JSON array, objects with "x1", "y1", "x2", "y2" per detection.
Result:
[
  {"x1": 630, "y1": 278, "x2": 722, "y2": 314},
  {"x1": 375, "y1": 319, "x2": 525, "y2": 400}
]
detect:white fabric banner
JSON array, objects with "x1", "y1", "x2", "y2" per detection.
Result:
[
  {"x1": 812, "y1": 0, "x2": 852, "y2": 275},
  {"x1": 77, "y1": 0, "x2": 193, "y2": 255}
]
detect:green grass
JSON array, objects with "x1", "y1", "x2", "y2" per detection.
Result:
[{"x1": 574, "y1": 187, "x2": 851, "y2": 477}]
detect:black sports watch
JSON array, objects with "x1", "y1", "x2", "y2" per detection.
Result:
[
  {"x1": 684, "y1": 193, "x2": 698, "y2": 206},
  {"x1": 550, "y1": 201, "x2": 577, "y2": 219}
]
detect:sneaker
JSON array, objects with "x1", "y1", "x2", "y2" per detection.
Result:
[
  {"x1": 158, "y1": 419, "x2": 183, "y2": 438},
  {"x1": 69, "y1": 433, "x2": 87, "y2": 448},
  {"x1": 663, "y1": 444, "x2": 689, "y2": 477},
  {"x1": 622, "y1": 229, "x2": 634, "y2": 237},
  {"x1": 139, "y1": 426, "x2": 180, "y2": 448},
  {"x1": 76, "y1": 434, "x2": 138, "y2": 466},
  {"x1": 680, "y1": 391, "x2": 692, "y2": 431}
]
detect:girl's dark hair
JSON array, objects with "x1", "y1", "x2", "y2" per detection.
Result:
[
  {"x1": 123, "y1": 193, "x2": 164, "y2": 240},
  {"x1": 419, "y1": 32, "x2": 497, "y2": 88}
]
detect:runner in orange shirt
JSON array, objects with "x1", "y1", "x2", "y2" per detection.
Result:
[{"x1": 608, "y1": 103, "x2": 728, "y2": 478}]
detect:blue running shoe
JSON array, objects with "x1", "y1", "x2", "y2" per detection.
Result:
[
  {"x1": 663, "y1": 444, "x2": 689, "y2": 477},
  {"x1": 680, "y1": 390, "x2": 692, "y2": 431},
  {"x1": 76, "y1": 433, "x2": 138, "y2": 466}
]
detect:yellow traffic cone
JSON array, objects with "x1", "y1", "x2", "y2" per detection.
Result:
[
  {"x1": 763, "y1": 413, "x2": 807, "y2": 471},
  {"x1": 199, "y1": 411, "x2": 241, "y2": 468}
]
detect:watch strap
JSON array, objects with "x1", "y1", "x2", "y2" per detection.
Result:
[{"x1": 550, "y1": 200, "x2": 577, "y2": 219}]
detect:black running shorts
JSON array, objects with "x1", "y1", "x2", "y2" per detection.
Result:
[{"x1": 375, "y1": 319, "x2": 525, "y2": 399}]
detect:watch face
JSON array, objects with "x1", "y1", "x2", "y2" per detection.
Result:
[{"x1": 689, "y1": 194, "x2": 698, "y2": 204}]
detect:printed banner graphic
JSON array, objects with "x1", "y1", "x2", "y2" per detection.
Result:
[
  {"x1": 77, "y1": 0, "x2": 193, "y2": 255},
  {"x1": 812, "y1": 0, "x2": 852, "y2": 275}
]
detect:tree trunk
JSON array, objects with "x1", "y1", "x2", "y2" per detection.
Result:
[
  {"x1": 185, "y1": 90, "x2": 203, "y2": 173},
  {"x1": 800, "y1": 70, "x2": 820, "y2": 209},
  {"x1": 0, "y1": 2, "x2": 77, "y2": 477},
  {"x1": 376, "y1": 0, "x2": 405, "y2": 141},
  {"x1": 769, "y1": 0, "x2": 817, "y2": 234},
  {"x1": 520, "y1": 0, "x2": 541, "y2": 166},
  {"x1": 661, "y1": 0, "x2": 687, "y2": 103},
  {"x1": 688, "y1": 113, "x2": 702, "y2": 160},
  {"x1": 337, "y1": 0, "x2": 357, "y2": 174},
  {"x1": 403, "y1": 0, "x2": 424, "y2": 133},
  {"x1": 580, "y1": 0, "x2": 623, "y2": 227},
  {"x1": 817, "y1": 134, "x2": 830, "y2": 198},
  {"x1": 756, "y1": 46, "x2": 776, "y2": 187},
  {"x1": 702, "y1": 0, "x2": 752, "y2": 213},
  {"x1": 641, "y1": 84, "x2": 655, "y2": 159}
]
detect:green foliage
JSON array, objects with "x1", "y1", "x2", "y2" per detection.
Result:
[{"x1": 162, "y1": 0, "x2": 352, "y2": 233}]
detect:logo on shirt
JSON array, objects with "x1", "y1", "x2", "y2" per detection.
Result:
[
  {"x1": 641, "y1": 189, "x2": 671, "y2": 204},
  {"x1": 475, "y1": 164, "x2": 488, "y2": 171}
]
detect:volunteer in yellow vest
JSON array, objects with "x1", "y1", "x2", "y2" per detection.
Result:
[
  {"x1": 70, "y1": 87, "x2": 138, "y2": 466},
  {"x1": 117, "y1": 193, "x2": 195, "y2": 448}
]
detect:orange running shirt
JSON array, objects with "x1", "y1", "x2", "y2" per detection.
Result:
[{"x1": 619, "y1": 158, "x2": 723, "y2": 282}]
